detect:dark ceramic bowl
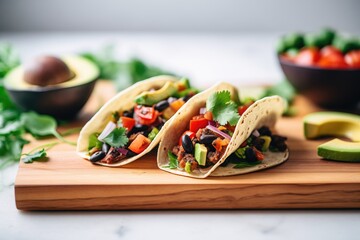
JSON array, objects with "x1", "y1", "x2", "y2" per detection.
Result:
[
  {"x1": 278, "y1": 56, "x2": 360, "y2": 108},
  {"x1": 4, "y1": 55, "x2": 99, "y2": 120},
  {"x1": 6, "y1": 80, "x2": 97, "y2": 120}
]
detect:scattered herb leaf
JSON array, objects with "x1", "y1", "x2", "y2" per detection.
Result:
[{"x1": 22, "y1": 149, "x2": 47, "y2": 164}]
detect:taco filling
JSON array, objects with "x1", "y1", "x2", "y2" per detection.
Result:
[
  {"x1": 167, "y1": 91, "x2": 288, "y2": 174},
  {"x1": 87, "y1": 78, "x2": 198, "y2": 164}
]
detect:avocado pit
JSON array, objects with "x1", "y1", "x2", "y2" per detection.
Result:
[{"x1": 24, "y1": 56, "x2": 74, "y2": 86}]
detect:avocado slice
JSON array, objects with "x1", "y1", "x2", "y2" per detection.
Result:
[
  {"x1": 135, "y1": 81, "x2": 178, "y2": 106},
  {"x1": 304, "y1": 112, "x2": 360, "y2": 142},
  {"x1": 318, "y1": 139, "x2": 360, "y2": 162},
  {"x1": 195, "y1": 143, "x2": 207, "y2": 166}
]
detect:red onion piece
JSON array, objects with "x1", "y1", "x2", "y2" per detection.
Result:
[
  {"x1": 208, "y1": 120, "x2": 216, "y2": 126},
  {"x1": 206, "y1": 125, "x2": 231, "y2": 140},
  {"x1": 199, "y1": 107, "x2": 207, "y2": 114},
  {"x1": 98, "y1": 121, "x2": 116, "y2": 141},
  {"x1": 117, "y1": 147, "x2": 128, "y2": 156}
]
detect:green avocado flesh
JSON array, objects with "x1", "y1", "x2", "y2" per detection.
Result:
[
  {"x1": 4, "y1": 55, "x2": 99, "y2": 90},
  {"x1": 304, "y1": 112, "x2": 360, "y2": 142},
  {"x1": 318, "y1": 139, "x2": 360, "y2": 162},
  {"x1": 195, "y1": 143, "x2": 207, "y2": 166},
  {"x1": 135, "y1": 81, "x2": 178, "y2": 106}
]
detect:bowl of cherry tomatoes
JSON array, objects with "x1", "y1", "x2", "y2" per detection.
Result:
[{"x1": 277, "y1": 28, "x2": 360, "y2": 108}]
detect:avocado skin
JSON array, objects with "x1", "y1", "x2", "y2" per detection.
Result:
[
  {"x1": 318, "y1": 139, "x2": 360, "y2": 162},
  {"x1": 6, "y1": 79, "x2": 96, "y2": 120}
]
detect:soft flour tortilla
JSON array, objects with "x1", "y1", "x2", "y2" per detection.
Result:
[
  {"x1": 76, "y1": 75, "x2": 181, "y2": 167},
  {"x1": 157, "y1": 84, "x2": 288, "y2": 178}
]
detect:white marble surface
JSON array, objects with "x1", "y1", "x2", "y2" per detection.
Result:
[{"x1": 1, "y1": 33, "x2": 360, "y2": 240}]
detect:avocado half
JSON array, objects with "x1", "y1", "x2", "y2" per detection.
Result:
[{"x1": 4, "y1": 55, "x2": 99, "y2": 120}]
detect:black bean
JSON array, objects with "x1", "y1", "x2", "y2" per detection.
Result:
[
  {"x1": 199, "y1": 134, "x2": 217, "y2": 145},
  {"x1": 258, "y1": 126, "x2": 272, "y2": 136},
  {"x1": 122, "y1": 110, "x2": 133, "y2": 118},
  {"x1": 102, "y1": 143, "x2": 110, "y2": 154},
  {"x1": 182, "y1": 134, "x2": 194, "y2": 153},
  {"x1": 126, "y1": 149, "x2": 137, "y2": 157},
  {"x1": 253, "y1": 137, "x2": 265, "y2": 151},
  {"x1": 245, "y1": 148, "x2": 257, "y2": 162},
  {"x1": 154, "y1": 100, "x2": 170, "y2": 112},
  {"x1": 132, "y1": 124, "x2": 149, "y2": 133},
  {"x1": 90, "y1": 151, "x2": 106, "y2": 163}
]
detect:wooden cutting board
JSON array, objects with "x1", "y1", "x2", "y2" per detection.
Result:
[{"x1": 14, "y1": 82, "x2": 360, "y2": 210}]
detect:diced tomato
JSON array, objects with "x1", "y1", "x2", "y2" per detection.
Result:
[
  {"x1": 317, "y1": 54, "x2": 348, "y2": 69},
  {"x1": 128, "y1": 134, "x2": 151, "y2": 154},
  {"x1": 120, "y1": 117, "x2": 135, "y2": 131},
  {"x1": 253, "y1": 148, "x2": 264, "y2": 161},
  {"x1": 280, "y1": 54, "x2": 294, "y2": 62},
  {"x1": 238, "y1": 105, "x2": 248, "y2": 115},
  {"x1": 345, "y1": 50, "x2": 360, "y2": 68},
  {"x1": 189, "y1": 118, "x2": 208, "y2": 133},
  {"x1": 170, "y1": 99, "x2": 185, "y2": 112},
  {"x1": 204, "y1": 111, "x2": 213, "y2": 121},
  {"x1": 294, "y1": 47, "x2": 320, "y2": 66},
  {"x1": 320, "y1": 46, "x2": 343, "y2": 58},
  {"x1": 134, "y1": 105, "x2": 159, "y2": 125},
  {"x1": 178, "y1": 131, "x2": 196, "y2": 146}
]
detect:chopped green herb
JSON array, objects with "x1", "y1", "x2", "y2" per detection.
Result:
[
  {"x1": 22, "y1": 149, "x2": 47, "y2": 164},
  {"x1": 206, "y1": 90, "x2": 240, "y2": 126},
  {"x1": 167, "y1": 151, "x2": 178, "y2": 169},
  {"x1": 148, "y1": 127, "x2": 159, "y2": 141},
  {"x1": 103, "y1": 127, "x2": 128, "y2": 148}
]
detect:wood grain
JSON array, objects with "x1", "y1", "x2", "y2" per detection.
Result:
[{"x1": 14, "y1": 82, "x2": 360, "y2": 210}]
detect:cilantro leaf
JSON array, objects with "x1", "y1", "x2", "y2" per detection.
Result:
[
  {"x1": 22, "y1": 149, "x2": 47, "y2": 164},
  {"x1": 103, "y1": 127, "x2": 129, "y2": 148},
  {"x1": 168, "y1": 150, "x2": 178, "y2": 169},
  {"x1": 206, "y1": 90, "x2": 240, "y2": 126}
]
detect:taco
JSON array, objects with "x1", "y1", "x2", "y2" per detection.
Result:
[
  {"x1": 77, "y1": 75, "x2": 198, "y2": 166},
  {"x1": 157, "y1": 82, "x2": 289, "y2": 178}
]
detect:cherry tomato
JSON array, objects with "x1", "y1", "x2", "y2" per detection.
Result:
[
  {"x1": 320, "y1": 46, "x2": 343, "y2": 58},
  {"x1": 345, "y1": 50, "x2": 360, "y2": 68},
  {"x1": 178, "y1": 131, "x2": 196, "y2": 146},
  {"x1": 317, "y1": 54, "x2": 348, "y2": 69},
  {"x1": 294, "y1": 47, "x2": 320, "y2": 66}
]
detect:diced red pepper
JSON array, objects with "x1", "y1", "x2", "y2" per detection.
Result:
[
  {"x1": 178, "y1": 131, "x2": 196, "y2": 146},
  {"x1": 134, "y1": 105, "x2": 159, "y2": 125},
  {"x1": 189, "y1": 118, "x2": 208, "y2": 133},
  {"x1": 120, "y1": 117, "x2": 135, "y2": 131},
  {"x1": 128, "y1": 134, "x2": 151, "y2": 154}
]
